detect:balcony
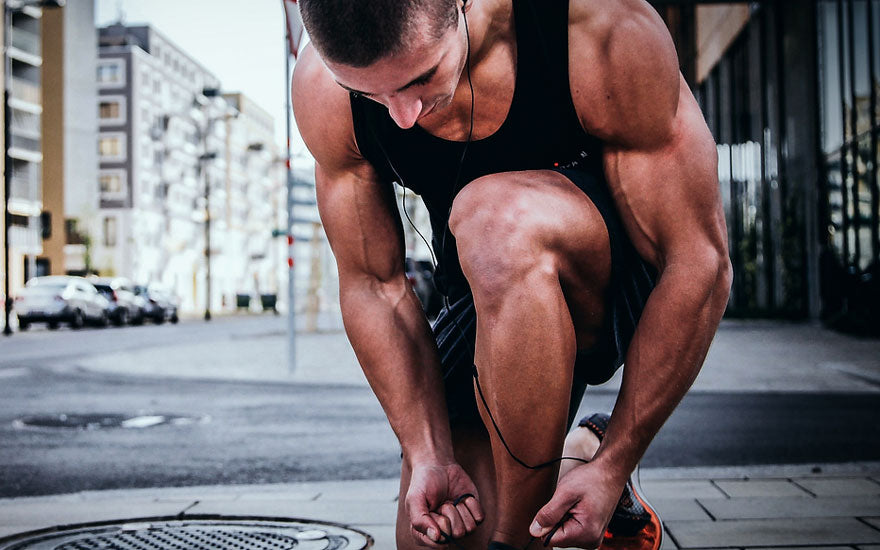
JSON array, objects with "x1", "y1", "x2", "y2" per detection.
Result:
[
  {"x1": 10, "y1": 133, "x2": 41, "y2": 153},
  {"x1": 8, "y1": 224, "x2": 41, "y2": 255},
  {"x1": 10, "y1": 27, "x2": 40, "y2": 58},
  {"x1": 8, "y1": 166, "x2": 41, "y2": 216},
  {"x1": 10, "y1": 77, "x2": 41, "y2": 107}
]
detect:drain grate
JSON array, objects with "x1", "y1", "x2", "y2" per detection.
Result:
[
  {"x1": 0, "y1": 517, "x2": 372, "y2": 550},
  {"x1": 12, "y1": 413, "x2": 206, "y2": 430}
]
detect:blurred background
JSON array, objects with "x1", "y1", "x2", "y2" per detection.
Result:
[
  {"x1": 0, "y1": 0, "x2": 878, "y2": 503},
  {"x1": 0, "y1": 1, "x2": 878, "y2": 336}
]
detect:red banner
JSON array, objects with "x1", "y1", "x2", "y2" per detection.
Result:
[{"x1": 282, "y1": 0, "x2": 306, "y2": 59}]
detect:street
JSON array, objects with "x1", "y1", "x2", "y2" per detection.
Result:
[{"x1": 0, "y1": 316, "x2": 879, "y2": 498}]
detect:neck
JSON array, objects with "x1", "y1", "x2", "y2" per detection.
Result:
[{"x1": 463, "y1": 0, "x2": 512, "y2": 65}]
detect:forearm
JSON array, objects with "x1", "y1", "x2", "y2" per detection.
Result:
[
  {"x1": 593, "y1": 254, "x2": 731, "y2": 481},
  {"x1": 340, "y1": 275, "x2": 455, "y2": 466}
]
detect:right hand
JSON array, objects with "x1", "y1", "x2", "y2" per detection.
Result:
[{"x1": 405, "y1": 461, "x2": 485, "y2": 547}]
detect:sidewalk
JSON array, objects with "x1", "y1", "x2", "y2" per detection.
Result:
[
  {"x1": 2, "y1": 319, "x2": 879, "y2": 548},
  {"x1": 2, "y1": 464, "x2": 879, "y2": 548},
  {"x1": 71, "y1": 318, "x2": 880, "y2": 393}
]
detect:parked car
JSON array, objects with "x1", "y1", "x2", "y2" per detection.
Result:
[
  {"x1": 14, "y1": 276, "x2": 109, "y2": 330},
  {"x1": 135, "y1": 285, "x2": 179, "y2": 324},
  {"x1": 90, "y1": 277, "x2": 145, "y2": 326},
  {"x1": 405, "y1": 257, "x2": 443, "y2": 319}
]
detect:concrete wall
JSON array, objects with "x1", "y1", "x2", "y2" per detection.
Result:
[
  {"x1": 63, "y1": 1, "x2": 97, "y2": 223},
  {"x1": 696, "y1": 4, "x2": 751, "y2": 83}
]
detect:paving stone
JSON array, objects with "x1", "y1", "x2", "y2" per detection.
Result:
[
  {"x1": 352, "y1": 524, "x2": 397, "y2": 549},
  {"x1": 187, "y1": 498, "x2": 398, "y2": 526},
  {"x1": 700, "y1": 496, "x2": 880, "y2": 520},
  {"x1": 0, "y1": 499, "x2": 189, "y2": 532},
  {"x1": 794, "y1": 477, "x2": 880, "y2": 496},
  {"x1": 666, "y1": 517, "x2": 880, "y2": 548},
  {"x1": 230, "y1": 490, "x2": 323, "y2": 501},
  {"x1": 309, "y1": 479, "x2": 399, "y2": 501},
  {"x1": 661, "y1": 526, "x2": 678, "y2": 550},
  {"x1": 713, "y1": 479, "x2": 812, "y2": 498},
  {"x1": 641, "y1": 480, "x2": 728, "y2": 500},
  {"x1": 652, "y1": 498, "x2": 713, "y2": 521}
]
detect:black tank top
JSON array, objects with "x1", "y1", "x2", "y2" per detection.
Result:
[{"x1": 350, "y1": 0, "x2": 605, "y2": 299}]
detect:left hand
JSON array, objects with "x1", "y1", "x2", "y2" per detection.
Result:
[{"x1": 529, "y1": 460, "x2": 625, "y2": 548}]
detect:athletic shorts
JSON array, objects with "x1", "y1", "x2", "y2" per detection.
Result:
[{"x1": 432, "y1": 167, "x2": 657, "y2": 427}]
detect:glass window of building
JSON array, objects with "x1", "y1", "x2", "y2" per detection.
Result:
[
  {"x1": 98, "y1": 133, "x2": 126, "y2": 160},
  {"x1": 99, "y1": 100, "x2": 120, "y2": 120},
  {"x1": 99, "y1": 172, "x2": 122, "y2": 194},
  {"x1": 97, "y1": 60, "x2": 125, "y2": 86},
  {"x1": 103, "y1": 217, "x2": 117, "y2": 247}
]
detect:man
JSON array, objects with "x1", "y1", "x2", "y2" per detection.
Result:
[{"x1": 291, "y1": 0, "x2": 731, "y2": 548}]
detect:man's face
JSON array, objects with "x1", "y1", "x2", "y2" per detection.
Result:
[{"x1": 324, "y1": 10, "x2": 468, "y2": 130}]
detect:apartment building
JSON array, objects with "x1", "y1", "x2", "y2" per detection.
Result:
[
  {"x1": 96, "y1": 23, "x2": 225, "y2": 313},
  {"x1": 40, "y1": 0, "x2": 98, "y2": 278},
  {"x1": 1, "y1": 2, "x2": 45, "y2": 298}
]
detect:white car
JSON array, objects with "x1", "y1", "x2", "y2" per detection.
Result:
[{"x1": 14, "y1": 276, "x2": 109, "y2": 330}]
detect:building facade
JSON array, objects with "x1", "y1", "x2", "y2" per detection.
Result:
[
  {"x1": 1, "y1": 3, "x2": 45, "y2": 299},
  {"x1": 654, "y1": 1, "x2": 879, "y2": 333},
  {"x1": 96, "y1": 23, "x2": 290, "y2": 315},
  {"x1": 40, "y1": 0, "x2": 98, "y2": 278},
  {"x1": 220, "y1": 92, "x2": 287, "y2": 308}
]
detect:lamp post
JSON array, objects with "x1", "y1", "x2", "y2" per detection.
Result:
[
  {"x1": 3, "y1": 0, "x2": 65, "y2": 336},
  {"x1": 194, "y1": 87, "x2": 237, "y2": 321}
]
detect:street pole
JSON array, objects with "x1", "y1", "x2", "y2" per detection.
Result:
[
  {"x1": 204, "y1": 165, "x2": 212, "y2": 322},
  {"x1": 3, "y1": 5, "x2": 13, "y2": 337},
  {"x1": 285, "y1": 27, "x2": 296, "y2": 372}
]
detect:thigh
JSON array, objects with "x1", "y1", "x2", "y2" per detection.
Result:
[
  {"x1": 396, "y1": 421, "x2": 497, "y2": 550},
  {"x1": 450, "y1": 169, "x2": 612, "y2": 349}
]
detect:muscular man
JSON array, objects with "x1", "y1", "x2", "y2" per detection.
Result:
[{"x1": 292, "y1": 1, "x2": 731, "y2": 548}]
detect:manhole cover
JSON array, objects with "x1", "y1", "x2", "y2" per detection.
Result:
[
  {"x1": 12, "y1": 413, "x2": 207, "y2": 430},
  {"x1": 0, "y1": 516, "x2": 372, "y2": 549}
]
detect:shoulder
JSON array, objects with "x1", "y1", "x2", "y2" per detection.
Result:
[
  {"x1": 291, "y1": 44, "x2": 365, "y2": 174},
  {"x1": 568, "y1": 0, "x2": 681, "y2": 149}
]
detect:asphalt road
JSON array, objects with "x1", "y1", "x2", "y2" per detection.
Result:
[{"x1": 0, "y1": 317, "x2": 878, "y2": 497}]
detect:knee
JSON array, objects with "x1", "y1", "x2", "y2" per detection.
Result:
[{"x1": 449, "y1": 174, "x2": 556, "y2": 307}]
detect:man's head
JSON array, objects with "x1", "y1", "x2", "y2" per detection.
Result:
[
  {"x1": 299, "y1": 0, "x2": 459, "y2": 68},
  {"x1": 299, "y1": 0, "x2": 470, "y2": 129}
]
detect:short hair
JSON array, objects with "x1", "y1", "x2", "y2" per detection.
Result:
[{"x1": 299, "y1": 0, "x2": 459, "y2": 67}]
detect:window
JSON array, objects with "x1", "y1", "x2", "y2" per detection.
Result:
[
  {"x1": 99, "y1": 136, "x2": 121, "y2": 157},
  {"x1": 100, "y1": 173, "x2": 121, "y2": 194},
  {"x1": 103, "y1": 217, "x2": 117, "y2": 247},
  {"x1": 98, "y1": 95, "x2": 126, "y2": 125},
  {"x1": 99, "y1": 100, "x2": 119, "y2": 119},
  {"x1": 98, "y1": 133, "x2": 126, "y2": 161},
  {"x1": 97, "y1": 59, "x2": 125, "y2": 87}
]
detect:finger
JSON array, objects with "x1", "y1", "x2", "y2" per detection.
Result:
[
  {"x1": 544, "y1": 516, "x2": 579, "y2": 548},
  {"x1": 410, "y1": 525, "x2": 445, "y2": 548},
  {"x1": 454, "y1": 501, "x2": 477, "y2": 533},
  {"x1": 439, "y1": 501, "x2": 466, "y2": 539},
  {"x1": 458, "y1": 494, "x2": 484, "y2": 524},
  {"x1": 529, "y1": 490, "x2": 579, "y2": 538},
  {"x1": 410, "y1": 511, "x2": 444, "y2": 547},
  {"x1": 430, "y1": 511, "x2": 453, "y2": 543}
]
